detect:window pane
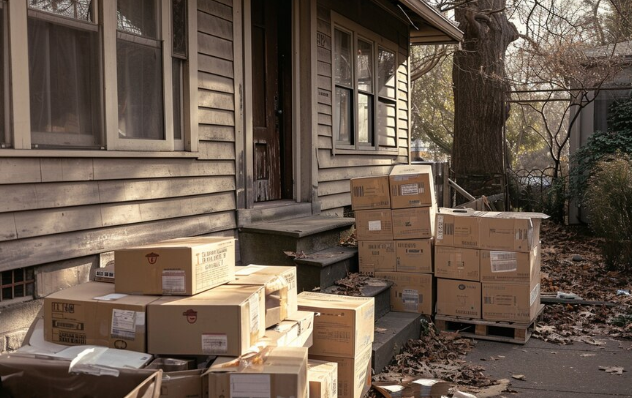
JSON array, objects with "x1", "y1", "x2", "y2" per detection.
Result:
[
  {"x1": 334, "y1": 29, "x2": 352, "y2": 87},
  {"x1": 117, "y1": 39, "x2": 164, "y2": 140},
  {"x1": 172, "y1": 0, "x2": 187, "y2": 57},
  {"x1": 172, "y1": 58, "x2": 183, "y2": 140},
  {"x1": 335, "y1": 87, "x2": 352, "y2": 143},
  {"x1": 28, "y1": 17, "x2": 103, "y2": 148},
  {"x1": 29, "y1": 0, "x2": 94, "y2": 22},
  {"x1": 358, "y1": 93, "x2": 373, "y2": 144},
  {"x1": 0, "y1": 3, "x2": 7, "y2": 148},
  {"x1": 357, "y1": 39, "x2": 373, "y2": 93},
  {"x1": 378, "y1": 48, "x2": 395, "y2": 98},
  {"x1": 117, "y1": 0, "x2": 158, "y2": 38}
]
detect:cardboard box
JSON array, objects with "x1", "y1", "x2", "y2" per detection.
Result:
[
  {"x1": 434, "y1": 247, "x2": 480, "y2": 281},
  {"x1": 206, "y1": 346, "x2": 308, "y2": 398},
  {"x1": 115, "y1": 236, "x2": 235, "y2": 296},
  {"x1": 229, "y1": 265, "x2": 298, "y2": 328},
  {"x1": 436, "y1": 279, "x2": 481, "y2": 318},
  {"x1": 482, "y1": 280, "x2": 541, "y2": 323},
  {"x1": 389, "y1": 164, "x2": 436, "y2": 209},
  {"x1": 44, "y1": 282, "x2": 158, "y2": 352},
  {"x1": 358, "y1": 241, "x2": 396, "y2": 275},
  {"x1": 147, "y1": 285, "x2": 265, "y2": 357},
  {"x1": 147, "y1": 359, "x2": 204, "y2": 398},
  {"x1": 392, "y1": 207, "x2": 435, "y2": 240},
  {"x1": 262, "y1": 310, "x2": 314, "y2": 348},
  {"x1": 297, "y1": 292, "x2": 374, "y2": 358},
  {"x1": 374, "y1": 272, "x2": 433, "y2": 315},
  {"x1": 478, "y1": 211, "x2": 547, "y2": 252},
  {"x1": 94, "y1": 264, "x2": 115, "y2": 283},
  {"x1": 354, "y1": 210, "x2": 393, "y2": 241},
  {"x1": 350, "y1": 176, "x2": 390, "y2": 210},
  {"x1": 480, "y1": 244, "x2": 541, "y2": 283},
  {"x1": 0, "y1": 356, "x2": 161, "y2": 398},
  {"x1": 309, "y1": 345, "x2": 372, "y2": 398},
  {"x1": 435, "y1": 208, "x2": 480, "y2": 248},
  {"x1": 308, "y1": 360, "x2": 338, "y2": 398},
  {"x1": 395, "y1": 239, "x2": 432, "y2": 273}
]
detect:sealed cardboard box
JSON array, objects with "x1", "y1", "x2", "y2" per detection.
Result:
[
  {"x1": 389, "y1": 164, "x2": 436, "y2": 208},
  {"x1": 115, "y1": 236, "x2": 235, "y2": 296},
  {"x1": 482, "y1": 280, "x2": 541, "y2": 323},
  {"x1": 480, "y1": 244, "x2": 540, "y2": 283},
  {"x1": 93, "y1": 263, "x2": 115, "y2": 283},
  {"x1": 44, "y1": 282, "x2": 158, "y2": 352},
  {"x1": 354, "y1": 210, "x2": 393, "y2": 241},
  {"x1": 308, "y1": 360, "x2": 338, "y2": 398},
  {"x1": 206, "y1": 346, "x2": 308, "y2": 398},
  {"x1": 297, "y1": 292, "x2": 374, "y2": 358},
  {"x1": 309, "y1": 345, "x2": 372, "y2": 398},
  {"x1": 358, "y1": 241, "x2": 396, "y2": 275},
  {"x1": 147, "y1": 284, "x2": 265, "y2": 357},
  {"x1": 262, "y1": 310, "x2": 314, "y2": 348},
  {"x1": 435, "y1": 208, "x2": 480, "y2": 248},
  {"x1": 374, "y1": 272, "x2": 433, "y2": 315},
  {"x1": 392, "y1": 207, "x2": 435, "y2": 239},
  {"x1": 478, "y1": 211, "x2": 547, "y2": 252},
  {"x1": 436, "y1": 279, "x2": 481, "y2": 318},
  {"x1": 395, "y1": 239, "x2": 432, "y2": 273},
  {"x1": 434, "y1": 247, "x2": 480, "y2": 281},
  {"x1": 229, "y1": 265, "x2": 298, "y2": 328},
  {"x1": 350, "y1": 176, "x2": 390, "y2": 210}
]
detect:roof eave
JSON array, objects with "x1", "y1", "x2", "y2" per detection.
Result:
[{"x1": 399, "y1": 0, "x2": 463, "y2": 44}]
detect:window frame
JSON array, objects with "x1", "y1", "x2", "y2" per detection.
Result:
[
  {"x1": 2, "y1": 0, "x2": 198, "y2": 155},
  {"x1": 330, "y1": 12, "x2": 400, "y2": 154}
]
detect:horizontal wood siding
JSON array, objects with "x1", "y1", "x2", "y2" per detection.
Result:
[
  {"x1": 316, "y1": 0, "x2": 410, "y2": 211},
  {"x1": 0, "y1": 1, "x2": 239, "y2": 272}
]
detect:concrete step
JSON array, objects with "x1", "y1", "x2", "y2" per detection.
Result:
[
  {"x1": 239, "y1": 215, "x2": 355, "y2": 266},
  {"x1": 372, "y1": 311, "x2": 423, "y2": 373},
  {"x1": 294, "y1": 246, "x2": 359, "y2": 292},
  {"x1": 322, "y1": 275, "x2": 392, "y2": 319}
]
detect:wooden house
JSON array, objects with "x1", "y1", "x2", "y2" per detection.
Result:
[{"x1": 0, "y1": 0, "x2": 461, "y2": 349}]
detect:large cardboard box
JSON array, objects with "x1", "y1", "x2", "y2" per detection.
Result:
[
  {"x1": 44, "y1": 282, "x2": 158, "y2": 352},
  {"x1": 309, "y1": 345, "x2": 372, "y2": 398},
  {"x1": 434, "y1": 247, "x2": 480, "y2": 281},
  {"x1": 115, "y1": 236, "x2": 235, "y2": 296},
  {"x1": 358, "y1": 240, "x2": 396, "y2": 275},
  {"x1": 354, "y1": 210, "x2": 393, "y2": 241},
  {"x1": 482, "y1": 280, "x2": 541, "y2": 323},
  {"x1": 389, "y1": 164, "x2": 436, "y2": 209},
  {"x1": 480, "y1": 244, "x2": 540, "y2": 284},
  {"x1": 262, "y1": 310, "x2": 314, "y2": 348},
  {"x1": 147, "y1": 359, "x2": 204, "y2": 398},
  {"x1": 308, "y1": 360, "x2": 339, "y2": 398},
  {"x1": 374, "y1": 272, "x2": 433, "y2": 315},
  {"x1": 435, "y1": 208, "x2": 480, "y2": 248},
  {"x1": 0, "y1": 356, "x2": 161, "y2": 398},
  {"x1": 478, "y1": 212, "x2": 547, "y2": 252},
  {"x1": 436, "y1": 279, "x2": 481, "y2": 319},
  {"x1": 229, "y1": 265, "x2": 298, "y2": 328},
  {"x1": 147, "y1": 285, "x2": 265, "y2": 357},
  {"x1": 392, "y1": 207, "x2": 435, "y2": 239},
  {"x1": 206, "y1": 346, "x2": 308, "y2": 398},
  {"x1": 297, "y1": 292, "x2": 374, "y2": 358},
  {"x1": 350, "y1": 176, "x2": 390, "y2": 210},
  {"x1": 395, "y1": 239, "x2": 432, "y2": 273}
]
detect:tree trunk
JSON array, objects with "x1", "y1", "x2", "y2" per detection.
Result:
[{"x1": 452, "y1": 0, "x2": 519, "y2": 201}]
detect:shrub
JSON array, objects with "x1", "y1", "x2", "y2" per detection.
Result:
[{"x1": 584, "y1": 153, "x2": 632, "y2": 271}]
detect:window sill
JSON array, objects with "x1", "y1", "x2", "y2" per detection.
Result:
[
  {"x1": 334, "y1": 148, "x2": 399, "y2": 156},
  {"x1": 0, "y1": 148, "x2": 201, "y2": 159}
]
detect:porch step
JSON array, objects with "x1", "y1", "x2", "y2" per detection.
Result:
[
  {"x1": 372, "y1": 311, "x2": 423, "y2": 373},
  {"x1": 239, "y1": 215, "x2": 355, "y2": 266},
  {"x1": 237, "y1": 201, "x2": 314, "y2": 227},
  {"x1": 294, "y1": 247, "x2": 359, "y2": 292},
  {"x1": 322, "y1": 276, "x2": 392, "y2": 319}
]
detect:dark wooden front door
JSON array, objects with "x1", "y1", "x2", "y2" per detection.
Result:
[{"x1": 251, "y1": 0, "x2": 292, "y2": 202}]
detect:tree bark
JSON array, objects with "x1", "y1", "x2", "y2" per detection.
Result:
[{"x1": 452, "y1": 0, "x2": 519, "y2": 200}]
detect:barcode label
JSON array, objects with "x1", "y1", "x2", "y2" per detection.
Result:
[
  {"x1": 437, "y1": 216, "x2": 444, "y2": 240},
  {"x1": 353, "y1": 186, "x2": 364, "y2": 197},
  {"x1": 402, "y1": 289, "x2": 419, "y2": 311},
  {"x1": 400, "y1": 183, "x2": 419, "y2": 196}
]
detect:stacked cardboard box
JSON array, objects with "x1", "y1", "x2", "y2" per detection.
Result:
[
  {"x1": 352, "y1": 165, "x2": 437, "y2": 316},
  {"x1": 435, "y1": 208, "x2": 547, "y2": 323}
]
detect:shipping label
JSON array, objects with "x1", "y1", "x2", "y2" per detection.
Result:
[
  {"x1": 402, "y1": 289, "x2": 419, "y2": 311},
  {"x1": 202, "y1": 333, "x2": 228, "y2": 354},
  {"x1": 111, "y1": 309, "x2": 137, "y2": 340},
  {"x1": 368, "y1": 220, "x2": 382, "y2": 231},
  {"x1": 490, "y1": 251, "x2": 518, "y2": 272},
  {"x1": 162, "y1": 270, "x2": 186, "y2": 294},
  {"x1": 530, "y1": 283, "x2": 540, "y2": 306},
  {"x1": 400, "y1": 183, "x2": 420, "y2": 196},
  {"x1": 230, "y1": 374, "x2": 271, "y2": 398}
]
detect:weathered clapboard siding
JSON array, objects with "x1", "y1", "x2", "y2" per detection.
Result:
[
  {"x1": 198, "y1": 11, "x2": 232, "y2": 40},
  {"x1": 198, "y1": 125, "x2": 235, "y2": 142},
  {"x1": 0, "y1": 211, "x2": 237, "y2": 272},
  {"x1": 199, "y1": 89, "x2": 234, "y2": 111},
  {"x1": 199, "y1": 54, "x2": 233, "y2": 78},
  {"x1": 319, "y1": 164, "x2": 394, "y2": 182},
  {"x1": 318, "y1": 180, "x2": 351, "y2": 196},
  {"x1": 199, "y1": 0, "x2": 232, "y2": 21},
  {"x1": 93, "y1": 159, "x2": 235, "y2": 180},
  {"x1": 198, "y1": 71, "x2": 234, "y2": 93}
]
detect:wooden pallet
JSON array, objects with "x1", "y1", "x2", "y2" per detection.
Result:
[{"x1": 434, "y1": 305, "x2": 545, "y2": 344}]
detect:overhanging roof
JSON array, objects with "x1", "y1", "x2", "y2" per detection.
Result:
[{"x1": 398, "y1": 0, "x2": 463, "y2": 45}]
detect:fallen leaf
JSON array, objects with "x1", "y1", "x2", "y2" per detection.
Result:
[
  {"x1": 580, "y1": 353, "x2": 596, "y2": 357},
  {"x1": 599, "y1": 366, "x2": 626, "y2": 375},
  {"x1": 512, "y1": 374, "x2": 526, "y2": 381},
  {"x1": 375, "y1": 327, "x2": 387, "y2": 334}
]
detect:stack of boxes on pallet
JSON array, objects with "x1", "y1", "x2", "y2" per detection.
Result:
[
  {"x1": 11, "y1": 234, "x2": 374, "y2": 398},
  {"x1": 352, "y1": 165, "x2": 436, "y2": 316}
]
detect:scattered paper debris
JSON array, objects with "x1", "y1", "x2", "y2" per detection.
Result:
[
  {"x1": 599, "y1": 366, "x2": 626, "y2": 375},
  {"x1": 511, "y1": 374, "x2": 526, "y2": 381}
]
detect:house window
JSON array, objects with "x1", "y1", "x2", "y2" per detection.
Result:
[
  {"x1": 332, "y1": 15, "x2": 399, "y2": 151},
  {"x1": 171, "y1": 0, "x2": 188, "y2": 147},
  {"x1": 1, "y1": 267, "x2": 35, "y2": 305}
]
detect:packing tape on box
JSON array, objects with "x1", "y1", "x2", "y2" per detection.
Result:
[{"x1": 214, "y1": 341, "x2": 273, "y2": 371}]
